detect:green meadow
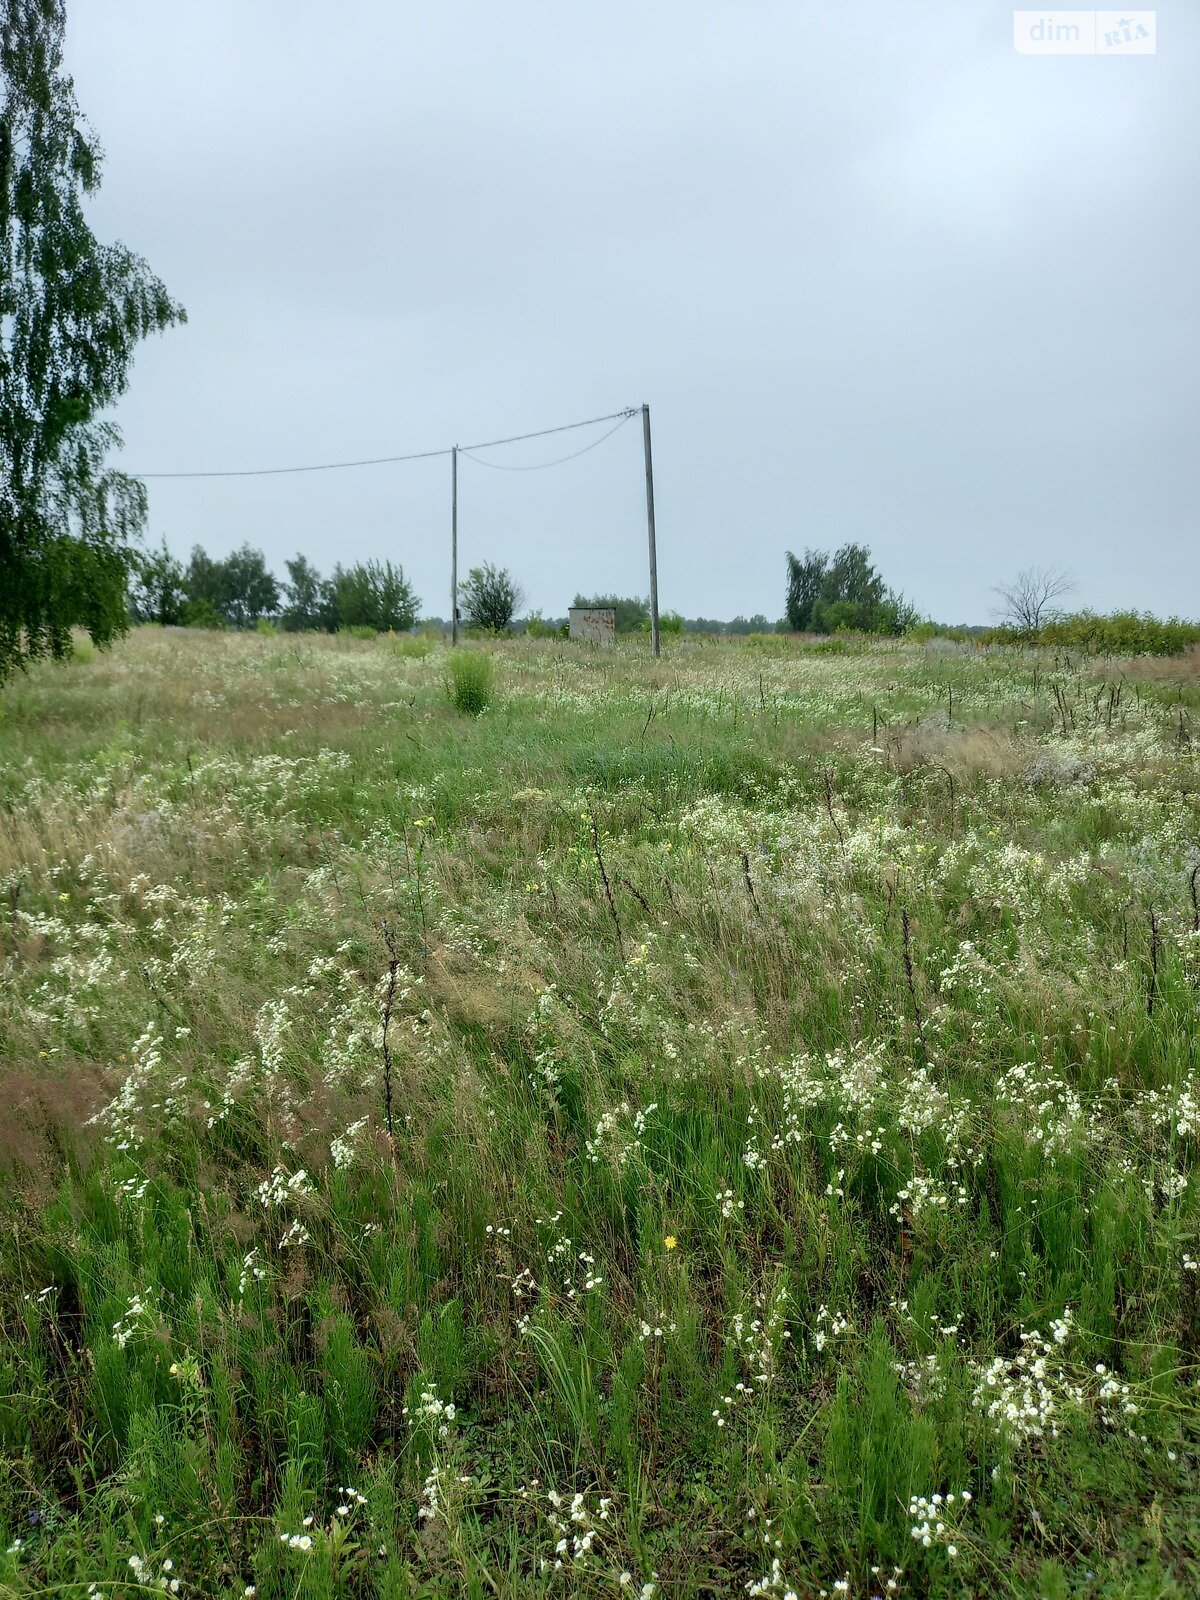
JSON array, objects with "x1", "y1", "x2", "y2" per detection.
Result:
[{"x1": 1, "y1": 628, "x2": 1198, "y2": 1598}]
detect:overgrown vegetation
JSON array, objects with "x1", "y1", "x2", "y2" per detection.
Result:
[
  {"x1": 2, "y1": 630, "x2": 1199, "y2": 1595},
  {"x1": 989, "y1": 610, "x2": 1200, "y2": 656}
]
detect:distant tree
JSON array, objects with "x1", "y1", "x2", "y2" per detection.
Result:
[
  {"x1": 725, "y1": 613, "x2": 773, "y2": 635},
  {"x1": 785, "y1": 544, "x2": 914, "y2": 635},
  {"x1": 992, "y1": 566, "x2": 1076, "y2": 634},
  {"x1": 221, "y1": 545, "x2": 279, "y2": 628},
  {"x1": 1, "y1": 0, "x2": 186, "y2": 682},
  {"x1": 784, "y1": 551, "x2": 828, "y2": 631},
  {"x1": 184, "y1": 546, "x2": 225, "y2": 613},
  {"x1": 281, "y1": 554, "x2": 336, "y2": 632},
  {"x1": 462, "y1": 563, "x2": 524, "y2": 632},
  {"x1": 826, "y1": 543, "x2": 888, "y2": 613},
  {"x1": 129, "y1": 539, "x2": 186, "y2": 625},
  {"x1": 573, "y1": 593, "x2": 649, "y2": 634},
  {"x1": 182, "y1": 543, "x2": 278, "y2": 628},
  {"x1": 333, "y1": 560, "x2": 419, "y2": 632}
]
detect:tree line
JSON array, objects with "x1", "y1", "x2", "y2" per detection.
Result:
[
  {"x1": 127, "y1": 542, "x2": 536, "y2": 635},
  {"x1": 127, "y1": 545, "x2": 923, "y2": 638},
  {"x1": 129, "y1": 541, "x2": 420, "y2": 632}
]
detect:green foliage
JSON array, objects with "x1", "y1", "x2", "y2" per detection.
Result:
[
  {"x1": 128, "y1": 539, "x2": 187, "y2": 626},
  {"x1": 184, "y1": 543, "x2": 278, "y2": 629},
  {"x1": 331, "y1": 560, "x2": 419, "y2": 634},
  {"x1": 446, "y1": 648, "x2": 493, "y2": 714},
  {"x1": 524, "y1": 609, "x2": 569, "y2": 639},
  {"x1": 785, "y1": 544, "x2": 918, "y2": 635},
  {"x1": 460, "y1": 562, "x2": 524, "y2": 633},
  {"x1": 180, "y1": 596, "x2": 223, "y2": 629},
  {"x1": 985, "y1": 610, "x2": 1200, "y2": 657},
  {"x1": 281, "y1": 553, "x2": 337, "y2": 632},
  {"x1": 724, "y1": 613, "x2": 776, "y2": 635},
  {"x1": 133, "y1": 546, "x2": 427, "y2": 637},
  {"x1": 659, "y1": 610, "x2": 684, "y2": 636},
  {"x1": 0, "y1": 0, "x2": 185, "y2": 681},
  {"x1": 783, "y1": 549, "x2": 829, "y2": 632}
]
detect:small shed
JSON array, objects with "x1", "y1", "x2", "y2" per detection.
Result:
[{"x1": 568, "y1": 607, "x2": 616, "y2": 645}]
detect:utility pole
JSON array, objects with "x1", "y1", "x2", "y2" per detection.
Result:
[
  {"x1": 450, "y1": 445, "x2": 458, "y2": 646},
  {"x1": 642, "y1": 403, "x2": 660, "y2": 658}
]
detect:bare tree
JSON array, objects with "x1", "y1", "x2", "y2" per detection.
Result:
[{"x1": 992, "y1": 566, "x2": 1076, "y2": 633}]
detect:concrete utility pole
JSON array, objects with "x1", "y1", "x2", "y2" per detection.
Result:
[
  {"x1": 642, "y1": 403, "x2": 660, "y2": 658},
  {"x1": 450, "y1": 445, "x2": 458, "y2": 646}
]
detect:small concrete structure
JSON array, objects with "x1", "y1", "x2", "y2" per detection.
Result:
[{"x1": 568, "y1": 607, "x2": 616, "y2": 645}]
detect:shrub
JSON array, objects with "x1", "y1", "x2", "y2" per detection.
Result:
[
  {"x1": 524, "y1": 610, "x2": 568, "y2": 639},
  {"x1": 180, "y1": 598, "x2": 224, "y2": 630},
  {"x1": 981, "y1": 611, "x2": 1200, "y2": 656},
  {"x1": 447, "y1": 650, "x2": 494, "y2": 715},
  {"x1": 333, "y1": 560, "x2": 419, "y2": 633},
  {"x1": 460, "y1": 564, "x2": 524, "y2": 633}
]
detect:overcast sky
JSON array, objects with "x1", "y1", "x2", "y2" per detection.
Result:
[{"x1": 67, "y1": 1, "x2": 1197, "y2": 623}]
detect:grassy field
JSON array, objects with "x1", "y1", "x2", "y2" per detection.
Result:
[{"x1": 1, "y1": 627, "x2": 1199, "y2": 1599}]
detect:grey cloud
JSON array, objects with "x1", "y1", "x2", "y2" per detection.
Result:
[{"x1": 68, "y1": 0, "x2": 1199, "y2": 623}]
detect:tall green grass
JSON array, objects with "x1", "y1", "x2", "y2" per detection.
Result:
[
  {"x1": 447, "y1": 647, "x2": 494, "y2": 714},
  {"x1": 0, "y1": 627, "x2": 1197, "y2": 1596}
]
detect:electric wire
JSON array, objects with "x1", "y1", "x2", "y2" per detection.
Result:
[
  {"x1": 130, "y1": 407, "x2": 638, "y2": 480},
  {"x1": 457, "y1": 411, "x2": 636, "y2": 471}
]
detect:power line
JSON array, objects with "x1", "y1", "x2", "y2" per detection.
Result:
[
  {"x1": 458, "y1": 407, "x2": 636, "y2": 455},
  {"x1": 130, "y1": 407, "x2": 637, "y2": 480},
  {"x1": 458, "y1": 412, "x2": 636, "y2": 472},
  {"x1": 132, "y1": 444, "x2": 449, "y2": 480}
]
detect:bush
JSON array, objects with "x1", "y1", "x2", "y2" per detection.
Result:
[
  {"x1": 339, "y1": 624, "x2": 376, "y2": 641},
  {"x1": 524, "y1": 610, "x2": 568, "y2": 640},
  {"x1": 460, "y1": 564, "x2": 524, "y2": 633},
  {"x1": 181, "y1": 598, "x2": 223, "y2": 630},
  {"x1": 447, "y1": 650, "x2": 494, "y2": 715},
  {"x1": 981, "y1": 611, "x2": 1200, "y2": 656}
]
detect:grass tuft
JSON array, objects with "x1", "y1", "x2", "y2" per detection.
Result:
[{"x1": 446, "y1": 647, "x2": 494, "y2": 715}]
